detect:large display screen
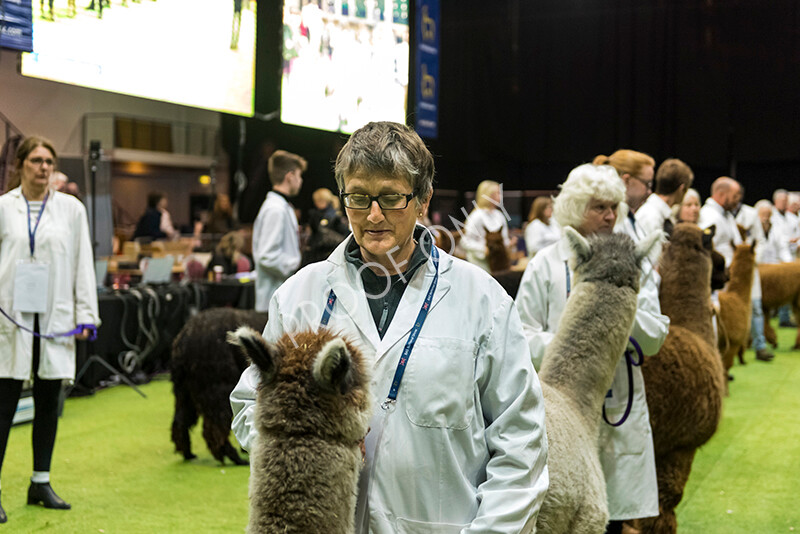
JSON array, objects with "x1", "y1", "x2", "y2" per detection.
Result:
[
  {"x1": 280, "y1": 0, "x2": 409, "y2": 133},
  {"x1": 20, "y1": 0, "x2": 256, "y2": 116}
]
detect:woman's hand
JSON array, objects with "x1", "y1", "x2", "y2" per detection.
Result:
[{"x1": 75, "y1": 328, "x2": 91, "y2": 341}]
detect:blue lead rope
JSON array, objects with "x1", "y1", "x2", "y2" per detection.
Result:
[
  {"x1": 0, "y1": 305, "x2": 97, "y2": 341},
  {"x1": 602, "y1": 337, "x2": 644, "y2": 427},
  {"x1": 320, "y1": 246, "x2": 440, "y2": 409}
]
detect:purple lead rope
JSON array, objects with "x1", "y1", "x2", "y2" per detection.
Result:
[{"x1": 0, "y1": 306, "x2": 97, "y2": 341}]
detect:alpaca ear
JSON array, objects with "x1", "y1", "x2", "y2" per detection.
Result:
[
  {"x1": 635, "y1": 230, "x2": 665, "y2": 264},
  {"x1": 227, "y1": 326, "x2": 279, "y2": 384},
  {"x1": 702, "y1": 225, "x2": 716, "y2": 250},
  {"x1": 563, "y1": 227, "x2": 591, "y2": 264},
  {"x1": 313, "y1": 338, "x2": 355, "y2": 395}
]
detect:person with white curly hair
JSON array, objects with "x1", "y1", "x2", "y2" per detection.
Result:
[{"x1": 515, "y1": 162, "x2": 669, "y2": 534}]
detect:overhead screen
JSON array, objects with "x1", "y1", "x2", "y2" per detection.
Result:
[
  {"x1": 280, "y1": 0, "x2": 409, "y2": 134},
  {"x1": 20, "y1": 0, "x2": 256, "y2": 116}
]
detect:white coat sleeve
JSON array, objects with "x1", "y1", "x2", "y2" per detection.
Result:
[
  {"x1": 73, "y1": 201, "x2": 100, "y2": 326},
  {"x1": 630, "y1": 262, "x2": 669, "y2": 356},
  {"x1": 465, "y1": 297, "x2": 549, "y2": 534},
  {"x1": 230, "y1": 294, "x2": 287, "y2": 451},
  {"x1": 253, "y1": 208, "x2": 301, "y2": 278},
  {"x1": 461, "y1": 211, "x2": 487, "y2": 259},
  {"x1": 514, "y1": 255, "x2": 554, "y2": 371}
]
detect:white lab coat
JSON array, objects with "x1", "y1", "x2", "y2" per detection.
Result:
[
  {"x1": 635, "y1": 194, "x2": 672, "y2": 265},
  {"x1": 252, "y1": 191, "x2": 301, "y2": 312},
  {"x1": 524, "y1": 218, "x2": 561, "y2": 257},
  {"x1": 461, "y1": 208, "x2": 510, "y2": 271},
  {"x1": 514, "y1": 231, "x2": 668, "y2": 521},
  {"x1": 0, "y1": 187, "x2": 100, "y2": 380},
  {"x1": 231, "y1": 230, "x2": 549, "y2": 534},
  {"x1": 771, "y1": 209, "x2": 799, "y2": 256}
]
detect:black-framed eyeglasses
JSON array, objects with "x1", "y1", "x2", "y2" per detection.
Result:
[
  {"x1": 632, "y1": 176, "x2": 653, "y2": 190},
  {"x1": 27, "y1": 157, "x2": 55, "y2": 167},
  {"x1": 340, "y1": 192, "x2": 415, "y2": 210}
]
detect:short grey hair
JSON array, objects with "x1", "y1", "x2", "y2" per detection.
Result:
[
  {"x1": 553, "y1": 164, "x2": 626, "y2": 229},
  {"x1": 334, "y1": 122, "x2": 434, "y2": 205},
  {"x1": 773, "y1": 189, "x2": 788, "y2": 202}
]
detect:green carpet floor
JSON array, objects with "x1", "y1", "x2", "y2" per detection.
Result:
[
  {"x1": 675, "y1": 323, "x2": 800, "y2": 533},
  {"x1": 2, "y1": 376, "x2": 250, "y2": 532},
  {"x1": 3, "y1": 325, "x2": 799, "y2": 532}
]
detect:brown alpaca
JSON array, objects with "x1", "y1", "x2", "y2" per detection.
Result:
[
  {"x1": 485, "y1": 228, "x2": 525, "y2": 297},
  {"x1": 759, "y1": 261, "x2": 800, "y2": 349},
  {"x1": 717, "y1": 242, "x2": 756, "y2": 379},
  {"x1": 638, "y1": 224, "x2": 725, "y2": 534},
  {"x1": 228, "y1": 327, "x2": 371, "y2": 534}
]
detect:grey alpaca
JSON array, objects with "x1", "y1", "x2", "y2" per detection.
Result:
[
  {"x1": 228, "y1": 327, "x2": 372, "y2": 534},
  {"x1": 536, "y1": 228, "x2": 662, "y2": 534}
]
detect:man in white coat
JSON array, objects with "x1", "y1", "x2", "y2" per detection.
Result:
[
  {"x1": 771, "y1": 189, "x2": 799, "y2": 326},
  {"x1": 252, "y1": 150, "x2": 306, "y2": 312},
  {"x1": 700, "y1": 177, "x2": 774, "y2": 362},
  {"x1": 636, "y1": 158, "x2": 694, "y2": 264},
  {"x1": 515, "y1": 163, "x2": 668, "y2": 534},
  {"x1": 232, "y1": 122, "x2": 548, "y2": 533}
]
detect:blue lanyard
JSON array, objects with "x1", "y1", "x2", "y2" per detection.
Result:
[
  {"x1": 320, "y1": 246, "x2": 440, "y2": 408},
  {"x1": 564, "y1": 261, "x2": 571, "y2": 299},
  {"x1": 24, "y1": 191, "x2": 49, "y2": 257}
]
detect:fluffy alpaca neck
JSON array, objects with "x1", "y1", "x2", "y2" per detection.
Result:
[
  {"x1": 540, "y1": 281, "x2": 638, "y2": 427},
  {"x1": 725, "y1": 255, "x2": 754, "y2": 298},
  {"x1": 659, "y1": 253, "x2": 714, "y2": 343}
]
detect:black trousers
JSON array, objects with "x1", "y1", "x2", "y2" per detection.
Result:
[{"x1": 0, "y1": 315, "x2": 62, "y2": 475}]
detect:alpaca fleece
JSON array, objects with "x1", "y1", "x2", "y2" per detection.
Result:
[
  {"x1": 638, "y1": 223, "x2": 725, "y2": 534},
  {"x1": 170, "y1": 308, "x2": 268, "y2": 465},
  {"x1": 717, "y1": 243, "x2": 756, "y2": 378},
  {"x1": 536, "y1": 229, "x2": 658, "y2": 534},
  {"x1": 759, "y1": 261, "x2": 800, "y2": 349},
  {"x1": 229, "y1": 328, "x2": 371, "y2": 534},
  {"x1": 485, "y1": 228, "x2": 524, "y2": 298}
]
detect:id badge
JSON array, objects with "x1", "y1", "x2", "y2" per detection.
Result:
[{"x1": 13, "y1": 260, "x2": 50, "y2": 313}]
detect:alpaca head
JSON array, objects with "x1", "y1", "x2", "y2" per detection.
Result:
[
  {"x1": 485, "y1": 227, "x2": 510, "y2": 272},
  {"x1": 563, "y1": 227, "x2": 662, "y2": 291},
  {"x1": 728, "y1": 241, "x2": 757, "y2": 282},
  {"x1": 228, "y1": 327, "x2": 372, "y2": 442}
]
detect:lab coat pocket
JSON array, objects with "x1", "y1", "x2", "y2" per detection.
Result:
[
  {"x1": 404, "y1": 337, "x2": 478, "y2": 430},
  {"x1": 396, "y1": 517, "x2": 470, "y2": 534},
  {"x1": 48, "y1": 301, "x2": 75, "y2": 344}
]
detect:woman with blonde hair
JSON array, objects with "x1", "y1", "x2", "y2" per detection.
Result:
[
  {"x1": 461, "y1": 180, "x2": 512, "y2": 271},
  {"x1": 524, "y1": 196, "x2": 560, "y2": 257},
  {"x1": 676, "y1": 188, "x2": 701, "y2": 225},
  {"x1": 593, "y1": 150, "x2": 656, "y2": 238}
]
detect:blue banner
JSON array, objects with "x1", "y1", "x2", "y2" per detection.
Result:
[
  {"x1": 0, "y1": 0, "x2": 33, "y2": 52},
  {"x1": 414, "y1": 0, "x2": 439, "y2": 139}
]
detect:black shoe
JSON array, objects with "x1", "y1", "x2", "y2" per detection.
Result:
[
  {"x1": 0, "y1": 490, "x2": 6, "y2": 523},
  {"x1": 27, "y1": 482, "x2": 71, "y2": 510},
  {"x1": 755, "y1": 349, "x2": 775, "y2": 362},
  {"x1": 779, "y1": 320, "x2": 797, "y2": 328}
]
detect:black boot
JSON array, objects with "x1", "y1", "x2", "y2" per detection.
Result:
[
  {"x1": 0, "y1": 490, "x2": 6, "y2": 523},
  {"x1": 27, "y1": 482, "x2": 71, "y2": 510}
]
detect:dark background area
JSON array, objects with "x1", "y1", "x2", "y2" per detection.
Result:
[{"x1": 223, "y1": 0, "x2": 800, "y2": 224}]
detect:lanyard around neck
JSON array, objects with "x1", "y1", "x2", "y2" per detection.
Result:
[
  {"x1": 24, "y1": 191, "x2": 50, "y2": 257},
  {"x1": 320, "y1": 246, "x2": 440, "y2": 409}
]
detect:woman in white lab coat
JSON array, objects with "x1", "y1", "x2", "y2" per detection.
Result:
[
  {"x1": 0, "y1": 137, "x2": 99, "y2": 522},
  {"x1": 461, "y1": 180, "x2": 512, "y2": 271},
  {"x1": 231, "y1": 122, "x2": 549, "y2": 534},
  {"x1": 515, "y1": 163, "x2": 668, "y2": 533}
]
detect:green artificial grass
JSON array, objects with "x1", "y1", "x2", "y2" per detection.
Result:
[
  {"x1": 676, "y1": 322, "x2": 800, "y2": 533},
  {"x1": 2, "y1": 377, "x2": 250, "y2": 532},
  {"x1": 3, "y1": 324, "x2": 799, "y2": 532}
]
